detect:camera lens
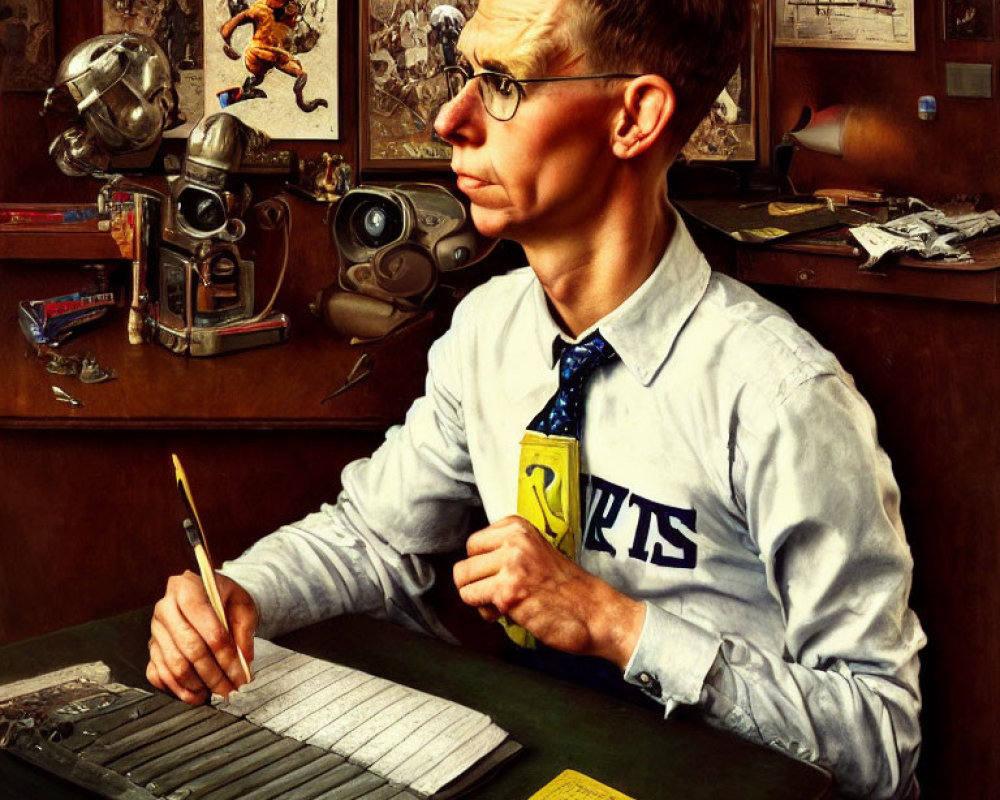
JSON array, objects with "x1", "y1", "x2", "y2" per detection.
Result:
[
  {"x1": 352, "y1": 198, "x2": 404, "y2": 249},
  {"x1": 365, "y1": 207, "x2": 387, "y2": 239},
  {"x1": 177, "y1": 185, "x2": 227, "y2": 235}
]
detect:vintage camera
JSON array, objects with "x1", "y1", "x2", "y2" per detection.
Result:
[
  {"x1": 317, "y1": 183, "x2": 495, "y2": 341},
  {"x1": 147, "y1": 113, "x2": 294, "y2": 356}
]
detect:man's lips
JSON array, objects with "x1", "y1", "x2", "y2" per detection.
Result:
[{"x1": 454, "y1": 173, "x2": 491, "y2": 193}]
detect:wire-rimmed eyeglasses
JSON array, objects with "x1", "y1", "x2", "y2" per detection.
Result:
[{"x1": 443, "y1": 64, "x2": 642, "y2": 122}]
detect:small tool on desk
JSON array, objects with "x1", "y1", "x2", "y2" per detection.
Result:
[
  {"x1": 51, "y1": 385, "x2": 82, "y2": 407},
  {"x1": 171, "y1": 454, "x2": 253, "y2": 684},
  {"x1": 321, "y1": 353, "x2": 373, "y2": 403}
]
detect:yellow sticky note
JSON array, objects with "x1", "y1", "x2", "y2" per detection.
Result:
[{"x1": 527, "y1": 769, "x2": 637, "y2": 800}]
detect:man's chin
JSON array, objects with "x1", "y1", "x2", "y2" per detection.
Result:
[{"x1": 469, "y1": 204, "x2": 514, "y2": 241}]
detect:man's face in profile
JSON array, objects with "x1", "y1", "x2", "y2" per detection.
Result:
[{"x1": 434, "y1": 0, "x2": 622, "y2": 246}]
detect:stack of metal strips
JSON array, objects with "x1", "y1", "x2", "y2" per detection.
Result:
[{"x1": 3, "y1": 680, "x2": 421, "y2": 800}]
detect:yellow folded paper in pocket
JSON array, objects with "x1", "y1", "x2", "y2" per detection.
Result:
[
  {"x1": 500, "y1": 431, "x2": 582, "y2": 648},
  {"x1": 517, "y1": 430, "x2": 581, "y2": 558}
]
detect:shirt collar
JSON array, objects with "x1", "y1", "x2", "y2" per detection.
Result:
[{"x1": 528, "y1": 207, "x2": 711, "y2": 386}]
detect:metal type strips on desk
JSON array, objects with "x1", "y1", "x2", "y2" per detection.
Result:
[{"x1": 0, "y1": 641, "x2": 520, "y2": 800}]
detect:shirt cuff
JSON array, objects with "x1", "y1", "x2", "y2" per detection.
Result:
[
  {"x1": 623, "y1": 601, "x2": 721, "y2": 711},
  {"x1": 217, "y1": 561, "x2": 285, "y2": 641}
]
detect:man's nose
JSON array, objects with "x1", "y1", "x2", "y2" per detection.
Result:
[{"x1": 434, "y1": 81, "x2": 484, "y2": 146}]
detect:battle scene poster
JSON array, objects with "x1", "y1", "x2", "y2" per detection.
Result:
[
  {"x1": 203, "y1": 0, "x2": 339, "y2": 140},
  {"x1": 775, "y1": 0, "x2": 915, "y2": 51},
  {"x1": 363, "y1": 0, "x2": 477, "y2": 167},
  {"x1": 681, "y1": 59, "x2": 755, "y2": 163},
  {"x1": 103, "y1": 0, "x2": 204, "y2": 138},
  {"x1": 0, "y1": 0, "x2": 54, "y2": 92}
]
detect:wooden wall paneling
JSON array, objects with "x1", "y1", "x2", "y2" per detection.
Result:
[
  {"x1": 770, "y1": 2, "x2": 1000, "y2": 204},
  {"x1": 0, "y1": 427, "x2": 385, "y2": 645},
  {"x1": 0, "y1": 1, "x2": 103, "y2": 203}
]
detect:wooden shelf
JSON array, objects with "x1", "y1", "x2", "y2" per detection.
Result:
[
  {"x1": 0, "y1": 204, "x2": 123, "y2": 261},
  {"x1": 2, "y1": 262, "x2": 439, "y2": 431},
  {"x1": 738, "y1": 246, "x2": 1000, "y2": 305}
]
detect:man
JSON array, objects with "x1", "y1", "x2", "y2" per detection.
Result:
[{"x1": 148, "y1": 2, "x2": 924, "y2": 798}]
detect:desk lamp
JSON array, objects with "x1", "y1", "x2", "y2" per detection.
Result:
[{"x1": 773, "y1": 104, "x2": 850, "y2": 195}]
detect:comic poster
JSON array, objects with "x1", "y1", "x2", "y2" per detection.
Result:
[{"x1": 203, "y1": 0, "x2": 338, "y2": 140}]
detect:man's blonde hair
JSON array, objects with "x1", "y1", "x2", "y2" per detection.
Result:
[{"x1": 459, "y1": 1, "x2": 567, "y2": 78}]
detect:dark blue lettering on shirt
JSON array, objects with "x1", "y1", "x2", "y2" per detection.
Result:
[{"x1": 582, "y1": 474, "x2": 697, "y2": 569}]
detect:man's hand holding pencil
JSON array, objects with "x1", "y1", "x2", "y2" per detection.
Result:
[
  {"x1": 147, "y1": 568, "x2": 258, "y2": 705},
  {"x1": 147, "y1": 455, "x2": 258, "y2": 705}
]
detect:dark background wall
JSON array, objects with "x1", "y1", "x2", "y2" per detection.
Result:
[{"x1": 774, "y1": 1, "x2": 1000, "y2": 203}]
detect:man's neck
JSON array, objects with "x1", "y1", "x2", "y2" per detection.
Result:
[{"x1": 523, "y1": 192, "x2": 675, "y2": 338}]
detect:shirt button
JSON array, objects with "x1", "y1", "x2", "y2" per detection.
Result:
[{"x1": 638, "y1": 672, "x2": 662, "y2": 697}]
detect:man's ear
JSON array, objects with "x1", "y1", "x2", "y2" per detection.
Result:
[{"x1": 610, "y1": 75, "x2": 676, "y2": 160}]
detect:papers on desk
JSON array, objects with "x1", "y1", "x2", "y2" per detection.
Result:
[
  {"x1": 674, "y1": 196, "x2": 869, "y2": 244},
  {"x1": 215, "y1": 639, "x2": 520, "y2": 797},
  {"x1": 849, "y1": 200, "x2": 1000, "y2": 269},
  {"x1": 0, "y1": 643, "x2": 520, "y2": 800}
]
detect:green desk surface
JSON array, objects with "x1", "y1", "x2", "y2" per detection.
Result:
[{"x1": 0, "y1": 608, "x2": 834, "y2": 800}]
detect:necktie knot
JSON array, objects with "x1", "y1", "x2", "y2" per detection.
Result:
[{"x1": 528, "y1": 330, "x2": 618, "y2": 438}]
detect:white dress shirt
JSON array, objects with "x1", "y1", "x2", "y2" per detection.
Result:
[{"x1": 222, "y1": 213, "x2": 924, "y2": 799}]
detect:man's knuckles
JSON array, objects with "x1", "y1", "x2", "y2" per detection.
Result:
[{"x1": 166, "y1": 570, "x2": 200, "y2": 595}]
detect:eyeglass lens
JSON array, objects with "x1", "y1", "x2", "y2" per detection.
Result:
[{"x1": 444, "y1": 67, "x2": 520, "y2": 121}]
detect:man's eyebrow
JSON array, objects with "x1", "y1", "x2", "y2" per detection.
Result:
[{"x1": 472, "y1": 48, "x2": 512, "y2": 75}]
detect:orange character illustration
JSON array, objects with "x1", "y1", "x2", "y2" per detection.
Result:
[{"x1": 218, "y1": 0, "x2": 327, "y2": 113}]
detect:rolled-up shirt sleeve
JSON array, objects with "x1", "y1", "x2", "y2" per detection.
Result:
[{"x1": 221, "y1": 302, "x2": 482, "y2": 641}]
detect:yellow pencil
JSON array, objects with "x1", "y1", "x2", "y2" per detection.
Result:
[{"x1": 172, "y1": 454, "x2": 252, "y2": 685}]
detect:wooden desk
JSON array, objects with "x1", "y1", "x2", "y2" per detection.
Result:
[
  {"x1": 738, "y1": 235, "x2": 1000, "y2": 305},
  {"x1": 0, "y1": 608, "x2": 834, "y2": 800}
]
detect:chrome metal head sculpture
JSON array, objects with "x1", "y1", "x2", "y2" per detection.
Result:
[{"x1": 43, "y1": 33, "x2": 182, "y2": 176}]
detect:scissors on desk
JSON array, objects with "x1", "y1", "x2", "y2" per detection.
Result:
[{"x1": 322, "y1": 353, "x2": 373, "y2": 403}]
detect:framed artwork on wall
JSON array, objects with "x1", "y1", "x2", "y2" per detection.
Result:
[
  {"x1": 360, "y1": 0, "x2": 477, "y2": 171},
  {"x1": 102, "y1": 0, "x2": 204, "y2": 138},
  {"x1": 202, "y1": 0, "x2": 339, "y2": 140},
  {"x1": 681, "y1": 12, "x2": 771, "y2": 166},
  {"x1": 0, "y1": 0, "x2": 54, "y2": 92},
  {"x1": 681, "y1": 50, "x2": 757, "y2": 163},
  {"x1": 775, "y1": 0, "x2": 916, "y2": 51},
  {"x1": 943, "y1": 0, "x2": 995, "y2": 40}
]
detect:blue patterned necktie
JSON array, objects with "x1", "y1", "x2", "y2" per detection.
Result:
[
  {"x1": 504, "y1": 330, "x2": 618, "y2": 649},
  {"x1": 528, "y1": 330, "x2": 619, "y2": 439}
]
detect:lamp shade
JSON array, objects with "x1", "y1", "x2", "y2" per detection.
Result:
[{"x1": 787, "y1": 104, "x2": 850, "y2": 157}]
